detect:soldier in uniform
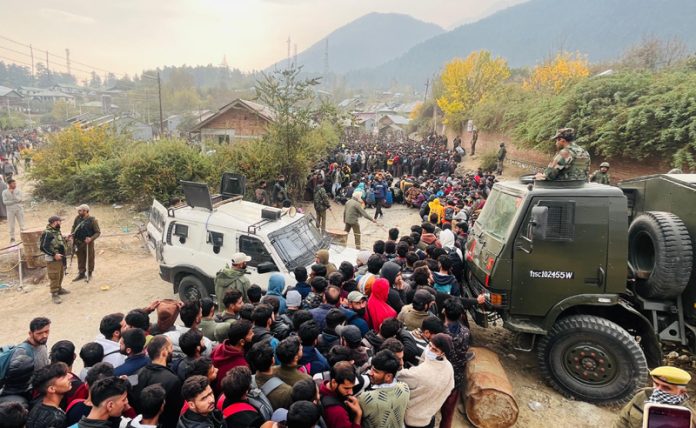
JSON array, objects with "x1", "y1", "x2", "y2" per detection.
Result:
[
  {"x1": 69, "y1": 204, "x2": 101, "y2": 281},
  {"x1": 313, "y1": 179, "x2": 331, "y2": 232},
  {"x1": 614, "y1": 366, "x2": 695, "y2": 428},
  {"x1": 590, "y1": 162, "x2": 611, "y2": 185},
  {"x1": 535, "y1": 128, "x2": 590, "y2": 181},
  {"x1": 40, "y1": 215, "x2": 70, "y2": 304},
  {"x1": 496, "y1": 142, "x2": 507, "y2": 175}
]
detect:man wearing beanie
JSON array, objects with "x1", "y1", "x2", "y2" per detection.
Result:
[
  {"x1": 398, "y1": 333, "x2": 455, "y2": 428},
  {"x1": 615, "y1": 366, "x2": 695, "y2": 427}
]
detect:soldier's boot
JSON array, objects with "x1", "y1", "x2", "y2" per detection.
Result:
[
  {"x1": 72, "y1": 273, "x2": 86, "y2": 282},
  {"x1": 52, "y1": 293, "x2": 62, "y2": 304},
  {"x1": 58, "y1": 288, "x2": 71, "y2": 295}
]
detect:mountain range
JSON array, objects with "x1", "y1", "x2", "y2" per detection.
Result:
[
  {"x1": 267, "y1": 12, "x2": 444, "y2": 74},
  {"x1": 270, "y1": 0, "x2": 696, "y2": 88}
]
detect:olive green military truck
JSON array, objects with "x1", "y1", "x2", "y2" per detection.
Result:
[{"x1": 465, "y1": 174, "x2": 696, "y2": 405}]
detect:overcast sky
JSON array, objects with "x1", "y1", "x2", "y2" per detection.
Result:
[{"x1": 0, "y1": 0, "x2": 527, "y2": 79}]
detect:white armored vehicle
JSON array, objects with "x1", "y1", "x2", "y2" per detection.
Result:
[{"x1": 147, "y1": 174, "x2": 358, "y2": 301}]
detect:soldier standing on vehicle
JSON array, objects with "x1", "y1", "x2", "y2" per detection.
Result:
[
  {"x1": 614, "y1": 366, "x2": 695, "y2": 428},
  {"x1": 214, "y1": 252, "x2": 252, "y2": 309},
  {"x1": 273, "y1": 175, "x2": 288, "y2": 208},
  {"x1": 343, "y1": 191, "x2": 376, "y2": 250},
  {"x1": 2, "y1": 178, "x2": 25, "y2": 243},
  {"x1": 590, "y1": 162, "x2": 611, "y2": 185},
  {"x1": 255, "y1": 180, "x2": 269, "y2": 205},
  {"x1": 40, "y1": 215, "x2": 70, "y2": 304},
  {"x1": 496, "y1": 143, "x2": 507, "y2": 175},
  {"x1": 69, "y1": 204, "x2": 101, "y2": 282},
  {"x1": 535, "y1": 128, "x2": 590, "y2": 181},
  {"x1": 313, "y1": 179, "x2": 331, "y2": 232}
]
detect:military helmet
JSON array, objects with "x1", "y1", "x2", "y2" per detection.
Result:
[
  {"x1": 600, "y1": 162, "x2": 610, "y2": 168},
  {"x1": 551, "y1": 128, "x2": 575, "y2": 141}
]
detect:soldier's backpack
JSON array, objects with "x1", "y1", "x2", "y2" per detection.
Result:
[{"x1": 0, "y1": 342, "x2": 34, "y2": 387}]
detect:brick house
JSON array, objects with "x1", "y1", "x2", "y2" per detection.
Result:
[{"x1": 191, "y1": 98, "x2": 275, "y2": 143}]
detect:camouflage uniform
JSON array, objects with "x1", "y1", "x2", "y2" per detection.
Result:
[
  {"x1": 543, "y1": 129, "x2": 590, "y2": 181},
  {"x1": 40, "y1": 221, "x2": 67, "y2": 298},
  {"x1": 589, "y1": 162, "x2": 611, "y2": 185},
  {"x1": 313, "y1": 186, "x2": 331, "y2": 232}
]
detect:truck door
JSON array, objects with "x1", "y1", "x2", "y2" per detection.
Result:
[
  {"x1": 511, "y1": 197, "x2": 609, "y2": 316},
  {"x1": 147, "y1": 200, "x2": 167, "y2": 261}
]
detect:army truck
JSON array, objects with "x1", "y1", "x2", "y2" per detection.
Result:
[
  {"x1": 465, "y1": 174, "x2": 696, "y2": 405},
  {"x1": 147, "y1": 174, "x2": 358, "y2": 301}
]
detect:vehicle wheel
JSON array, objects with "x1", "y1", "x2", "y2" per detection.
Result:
[
  {"x1": 178, "y1": 275, "x2": 208, "y2": 302},
  {"x1": 628, "y1": 211, "x2": 693, "y2": 299},
  {"x1": 537, "y1": 315, "x2": 648, "y2": 405}
]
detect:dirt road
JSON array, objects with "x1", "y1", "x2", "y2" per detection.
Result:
[{"x1": 0, "y1": 174, "x2": 618, "y2": 427}]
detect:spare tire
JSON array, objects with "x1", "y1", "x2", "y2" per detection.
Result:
[{"x1": 628, "y1": 211, "x2": 693, "y2": 299}]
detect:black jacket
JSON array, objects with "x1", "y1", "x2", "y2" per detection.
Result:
[
  {"x1": 133, "y1": 364, "x2": 182, "y2": 428},
  {"x1": 177, "y1": 409, "x2": 226, "y2": 428}
]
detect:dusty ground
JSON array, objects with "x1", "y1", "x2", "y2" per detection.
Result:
[{"x1": 0, "y1": 163, "x2": 620, "y2": 427}]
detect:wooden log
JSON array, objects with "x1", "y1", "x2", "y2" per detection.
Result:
[{"x1": 464, "y1": 347, "x2": 519, "y2": 428}]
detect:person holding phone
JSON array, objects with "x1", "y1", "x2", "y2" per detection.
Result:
[{"x1": 615, "y1": 366, "x2": 694, "y2": 428}]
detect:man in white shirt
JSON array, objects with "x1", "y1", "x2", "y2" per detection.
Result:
[
  {"x1": 95, "y1": 313, "x2": 127, "y2": 369},
  {"x1": 2, "y1": 179, "x2": 25, "y2": 242}
]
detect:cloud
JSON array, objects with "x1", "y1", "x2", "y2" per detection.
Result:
[{"x1": 39, "y1": 8, "x2": 96, "y2": 24}]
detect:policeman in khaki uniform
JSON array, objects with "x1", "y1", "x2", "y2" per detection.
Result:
[
  {"x1": 590, "y1": 162, "x2": 611, "y2": 185},
  {"x1": 535, "y1": 128, "x2": 591, "y2": 181},
  {"x1": 614, "y1": 366, "x2": 695, "y2": 428},
  {"x1": 69, "y1": 204, "x2": 101, "y2": 281},
  {"x1": 40, "y1": 215, "x2": 70, "y2": 304}
]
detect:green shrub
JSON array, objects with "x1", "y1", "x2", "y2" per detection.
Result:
[{"x1": 479, "y1": 151, "x2": 498, "y2": 173}]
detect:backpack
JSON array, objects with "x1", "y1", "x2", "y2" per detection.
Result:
[
  {"x1": 247, "y1": 376, "x2": 275, "y2": 420},
  {"x1": 444, "y1": 207, "x2": 455, "y2": 222},
  {"x1": 0, "y1": 342, "x2": 33, "y2": 387}
]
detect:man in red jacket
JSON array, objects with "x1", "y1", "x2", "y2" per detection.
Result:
[
  {"x1": 319, "y1": 361, "x2": 362, "y2": 428},
  {"x1": 210, "y1": 319, "x2": 252, "y2": 391}
]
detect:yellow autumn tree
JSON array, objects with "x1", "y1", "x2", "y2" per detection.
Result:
[
  {"x1": 523, "y1": 52, "x2": 590, "y2": 94},
  {"x1": 437, "y1": 51, "x2": 511, "y2": 131}
]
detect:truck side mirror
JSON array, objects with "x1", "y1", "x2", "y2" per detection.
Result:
[
  {"x1": 530, "y1": 206, "x2": 548, "y2": 241},
  {"x1": 257, "y1": 261, "x2": 279, "y2": 274}
]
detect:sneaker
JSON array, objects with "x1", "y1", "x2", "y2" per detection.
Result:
[
  {"x1": 58, "y1": 288, "x2": 71, "y2": 295},
  {"x1": 52, "y1": 294, "x2": 62, "y2": 304},
  {"x1": 72, "y1": 273, "x2": 86, "y2": 282}
]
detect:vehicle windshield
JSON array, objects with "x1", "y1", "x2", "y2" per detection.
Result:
[
  {"x1": 475, "y1": 188, "x2": 524, "y2": 241},
  {"x1": 269, "y1": 216, "x2": 327, "y2": 270}
]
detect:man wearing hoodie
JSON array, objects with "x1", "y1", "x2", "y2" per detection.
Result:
[
  {"x1": 419, "y1": 223, "x2": 441, "y2": 248},
  {"x1": 267, "y1": 274, "x2": 288, "y2": 315},
  {"x1": 211, "y1": 319, "x2": 253, "y2": 392},
  {"x1": 379, "y1": 262, "x2": 406, "y2": 313},
  {"x1": 177, "y1": 375, "x2": 225, "y2": 428},
  {"x1": 432, "y1": 255, "x2": 460, "y2": 296},
  {"x1": 132, "y1": 336, "x2": 182, "y2": 428},
  {"x1": 214, "y1": 252, "x2": 252, "y2": 309}
]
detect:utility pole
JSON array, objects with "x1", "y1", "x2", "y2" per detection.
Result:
[
  {"x1": 46, "y1": 51, "x2": 50, "y2": 80},
  {"x1": 65, "y1": 48, "x2": 71, "y2": 76},
  {"x1": 157, "y1": 71, "x2": 164, "y2": 137},
  {"x1": 287, "y1": 36, "x2": 291, "y2": 69},
  {"x1": 423, "y1": 78, "x2": 430, "y2": 103},
  {"x1": 29, "y1": 44, "x2": 35, "y2": 81}
]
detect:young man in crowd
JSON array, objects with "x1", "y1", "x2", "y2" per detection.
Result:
[
  {"x1": 75, "y1": 377, "x2": 129, "y2": 428},
  {"x1": 178, "y1": 375, "x2": 225, "y2": 427},
  {"x1": 211, "y1": 319, "x2": 253, "y2": 391},
  {"x1": 26, "y1": 362, "x2": 72, "y2": 428},
  {"x1": 359, "y1": 350, "x2": 410, "y2": 428}
]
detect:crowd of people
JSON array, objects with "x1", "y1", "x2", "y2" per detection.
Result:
[
  {"x1": 0, "y1": 130, "x2": 41, "y2": 227},
  {"x1": 0, "y1": 201, "x2": 488, "y2": 428}
]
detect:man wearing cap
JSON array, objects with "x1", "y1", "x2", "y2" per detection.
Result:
[
  {"x1": 535, "y1": 128, "x2": 590, "y2": 181},
  {"x1": 214, "y1": 252, "x2": 252, "y2": 310},
  {"x1": 590, "y1": 162, "x2": 611, "y2": 185},
  {"x1": 69, "y1": 204, "x2": 101, "y2": 281},
  {"x1": 40, "y1": 216, "x2": 70, "y2": 304},
  {"x1": 615, "y1": 366, "x2": 695, "y2": 428}
]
